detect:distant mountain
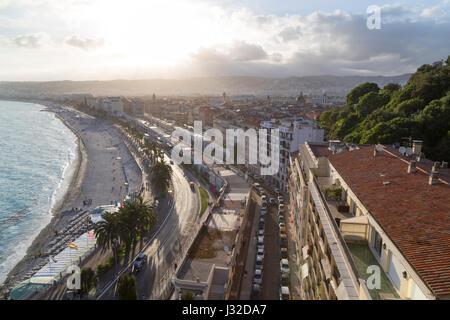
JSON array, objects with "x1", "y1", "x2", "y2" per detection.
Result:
[{"x1": 0, "y1": 74, "x2": 411, "y2": 98}]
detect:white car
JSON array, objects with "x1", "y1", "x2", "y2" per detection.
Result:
[
  {"x1": 278, "y1": 204, "x2": 284, "y2": 212},
  {"x1": 280, "y1": 286, "x2": 290, "y2": 300},
  {"x1": 258, "y1": 229, "x2": 264, "y2": 237},
  {"x1": 277, "y1": 196, "x2": 284, "y2": 204},
  {"x1": 257, "y1": 247, "x2": 264, "y2": 257},
  {"x1": 280, "y1": 259, "x2": 290, "y2": 274},
  {"x1": 256, "y1": 256, "x2": 264, "y2": 268},
  {"x1": 253, "y1": 269, "x2": 263, "y2": 285},
  {"x1": 257, "y1": 236, "x2": 264, "y2": 245}
]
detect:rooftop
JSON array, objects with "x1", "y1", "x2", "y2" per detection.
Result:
[{"x1": 329, "y1": 146, "x2": 450, "y2": 298}]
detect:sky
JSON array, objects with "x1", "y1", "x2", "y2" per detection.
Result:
[{"x1": 0, "y1": 0, "x2": 449, "y2": 81}]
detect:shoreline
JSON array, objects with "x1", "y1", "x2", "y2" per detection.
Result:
[{"x1": 0, "y1": 102, "x2": 87, "y2": 293}]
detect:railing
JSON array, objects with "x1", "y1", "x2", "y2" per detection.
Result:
[{"x1": 312, "y1": 176, "x2": 361, "y2": 290}]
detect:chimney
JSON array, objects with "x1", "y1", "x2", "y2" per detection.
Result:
[
  {"x1": 412, "y1": 140, "x2": 423, "y2": 156},
  {"x1": 408, "y1": 160, "x2": 417, "y2": 174},
  {"x1": 428, "y1": 170, "x2": 439, "y2": 185},
  {"x1": 432, "y1": 161, "x2": 440, "y2": 172}
]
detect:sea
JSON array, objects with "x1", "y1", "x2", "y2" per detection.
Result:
[{"x1": 0, "y1": 100, "x2": 77, "y2": 285}]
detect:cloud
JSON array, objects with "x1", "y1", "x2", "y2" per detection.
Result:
[
  {"x1": 13, "y1": 33, "x2": 50, "y2": 48},
  {"x1": 421, "y1": 6, "x2": 445, "y2": 19},
  {"x1": 65, "y1": 35, "x2": 104, "y2": 50},
  {"x1": 229, "y1": 41, "x2": 268, "y2": 61}
]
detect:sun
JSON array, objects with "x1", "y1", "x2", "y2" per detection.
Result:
[{"x1": 85, "y1": 0, "x2": 228, "y2": 67}]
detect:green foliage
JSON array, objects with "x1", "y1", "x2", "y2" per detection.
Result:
[
  {"x1": 199, "y1": 186, "x2": 209, "y2": 217},
  {"x1": 323, "y1": 187, "x2": 342, "y2": 201},
  {"x1": 117, "y1": 274, "x2": 138, "y2": 300},
  {"x1": 346, "y1": 82, "x2": 380, "y2": 106},
  {"x1": 151, "y1": 159, "x2": 173, "y2": 197},
  {"x1": 181, "y1": 291, "x2": 195, "y2": 300},
  {"x1": 323, "y1": 55, "x2": 450, "y2": 162},
  {"x1": 80, "y1": 267, "x2": 95, "y2": 295}
]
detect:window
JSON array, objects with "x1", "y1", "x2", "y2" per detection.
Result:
[{"x1": 373, "y1": 229, "x2": 383, "y2": 257}]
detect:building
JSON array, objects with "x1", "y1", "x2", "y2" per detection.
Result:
[
  {"x1": 256, "y1": 118, "x2": 324, "y2": 192},
  {"x1": 288, "y1": 140, "x2": 450, "y2": 300},
  {"x1": 103, "y1": 97, "x2": 124, "y2": 114},
  {"x1": 124, "y1": 98, "x2": 145, "y2": 117}
]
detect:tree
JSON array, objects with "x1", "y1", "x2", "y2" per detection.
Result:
[
  {"x1": 346, "y1": 82, "x2": 380, "y2": 106},
  {"x1": 117, "y1": 274, "x2": 138, "y2": 300},
  {"x1": 181, "y1": 291, "x2": 195, "y2": 300},
  {"x1": 80, "y1": 267, "x2": 95, "y2": 297},
  {"x1": 151, "y1": 159, "x2": 173, "y2": 197},
  {"x1": 94, "y1": 213, "x2": 123, "y2": 272},
  {"x1": 118, "y1": 196, "x2": 156, "y2": 260}
]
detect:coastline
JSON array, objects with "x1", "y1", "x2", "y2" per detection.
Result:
[
  {"x1": 1, "y1": 100, "x2": 144, "y2": 297},
  {"x1": 0, "y1": 102, "x2": 87, "y2": 293}
]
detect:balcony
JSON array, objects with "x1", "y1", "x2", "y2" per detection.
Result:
[
  {"x1": 346, "y1": 243, "x2": 399, "y2": 300},
  {"x1": 317, "y1": 177, "x2": 353, "y2": 221}
]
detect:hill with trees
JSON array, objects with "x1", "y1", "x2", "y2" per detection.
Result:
[{"x1": 318, "y1": 56, "x2": 450, "y2": 162}]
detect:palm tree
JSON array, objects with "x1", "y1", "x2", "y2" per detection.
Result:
[
  {"x1": 151, "y1": 159, "x2": 173, "y2": 197},
  {"x1": 94, "y1": 213, "x2": 123, "y2": 272},
  {"x1": 117, "y1": 197, "x2": 156, "y2": 262}
]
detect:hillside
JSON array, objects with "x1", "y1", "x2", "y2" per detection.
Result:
[
  {"x1": 318, "y1": 56, "x2": 450, "y2": 162},
  {"x1": 0, "y1": 74, "x2": 410, "y2": 98}
]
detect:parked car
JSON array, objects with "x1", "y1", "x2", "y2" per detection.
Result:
[
  {"x1": 251, "y1": 284, "x2": 260, "y2": 300},
  {"x1": 261, "y1": 202, "x2": 267, "y2": 209},
  {"x1": 133, "y1": 253, "x2": 147, "y2": 272},
  {"x1": 253, "y1": 183, "x2": 260, "y2": 189},
  {"x1": 258, "y1": 236, "x2": 264, "y2": 245},
  {"x1": 275, "y1": 188, "x2": 280, "y2": 194},
  {"x1": 281, "y1": 247, "x2": 288, "y2": 259},
  {"x1": 253, "y1": 269, "x2": 263, "y2": 285},
  {"x1": 278, "y1": 215, "x2": 285, "y2": 223},
  {"x1": 280, "y1": 286, "x2": 290, "y2": 300},
  {"x1": 280, "y1": 259, "x2": 290, "y2": 274},
  {"x1": 281, "y1": 273, "x2": 289, "y2": 286},
  {"x1": 257, "y1": 247, "x2": 264, "y2": 257},
  {"x1": 256, "y1": 256, "x2": 264, "y2": 268},
  {"x1": 278, "y1": 204, "x2": 284, "y2": 212},
  {"x1": 258, "y1": 229, "x2": 264, "y2": 237},
  {"x1": 277, "y1": 196, "x2": 284, "y2": 204},
  {"x1": 269, "y1": 198, "x2": 275, "y2": 205},
  {"x1": 260, "y1": 208, "x2": 266, "y2": 217},
  {"x1": 279, "y1": 222, "x2": 286, "y2": 233},
  {"x1": 169, "y1": 160, "x2": 174, "y2": 165},
  {"x1": 257, "y1": 244, "x2": 264, "y2": 251}
]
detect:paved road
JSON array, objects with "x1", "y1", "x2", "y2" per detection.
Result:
[{"x1": 134, "y1": 154, "x2": 200, "y2": 299}]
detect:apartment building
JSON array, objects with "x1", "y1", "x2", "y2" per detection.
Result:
[
  {"x1": 256, "y1": 118, "x2": 324, "y2": 192},
  {"x1": 289, "y1": 140, "x2": 450, "y2": 300}
]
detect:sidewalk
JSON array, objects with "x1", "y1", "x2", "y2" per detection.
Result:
[{"x1": 285, "y1": 208, "x2": 302, "y2": 300}]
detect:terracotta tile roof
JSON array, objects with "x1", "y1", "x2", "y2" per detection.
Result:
[
  {"x1": 309, "y1": 144, "x2": 333, "y2": 158},
  {"x1": 329, "y1": 146, "x2": 450, "y2": 298}
]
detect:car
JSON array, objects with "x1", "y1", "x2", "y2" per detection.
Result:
[
  {"x1": 258, "y1": 221, "x2": 265, "y2": 229},
  {"x1": 253, "y1": 269, "x2": 263, "y2": 285},
  {"x1": 278, "y1": 204, "x2": 284, "y2": 212},
  {"x1": 257, "y1": 244, "x2": 264, "y2": 251},
  {"x1": 277, "y1": 196, "x2": 284, "y2": 204},
  {"x1": 280, "y1": 286, "x2": 290, "y2": 300},
  {"x1": 169, "y1": 160, "x2": 174, "y2": 165},
  {"x1": 261, "y1": 202, "x2": 267, "y2": 209},
  {"x1": 257, "y1": 236, "x2": 264, "y2": 245},
  {"x1": 251, "y1": 284, "x2": 260, "y2": 300},
  {"x1": 255, "y1": 256, "x2": 264, "y2": 269},
  {"x1": 257, "y1": 247, "x2": 264, "y2": 257},
  {"x1": 281, "y1": 247, "x2": 288, "y2": 259},
  {"x1": 275, "y1": 188, "x2": 280, "y2": 195},
  {"x1": 269, "y1": 198, "x2": 275, "y2": 205},
  {"x1": 279, "y1": 223, "x2": 286, "y2": 233},
  {"x1": 133, "y1": 253, "x2": 147, "y2": 272},
  {"x1": 258, "y1": 229, "x2": 264, "y2": 237},
  {"x1": 281, "y1": 273, "x2": 289, "y2": 286},
  {"x1": 260, "y1": 208, "x2": 266, "y2": 217},
  {"x1": 278, "y1": 215, "x2": 284, "y2": 223},
  {"x1": 259, "y1": 217, "x2": 265, "y2": 225},
  {"x1": 253, "y1": 183, "x2": 260, "y2": 189},
  {"x1": 189, "y1": 182, "x2": 195, "y2": 191},
  {"x1": 280, "y1": 259, "x2": 290, "y2": 274}
]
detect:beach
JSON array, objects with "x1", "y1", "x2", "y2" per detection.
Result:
[{"x1": 0, "y1": 102, "x2": 143, "y2": 294}]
